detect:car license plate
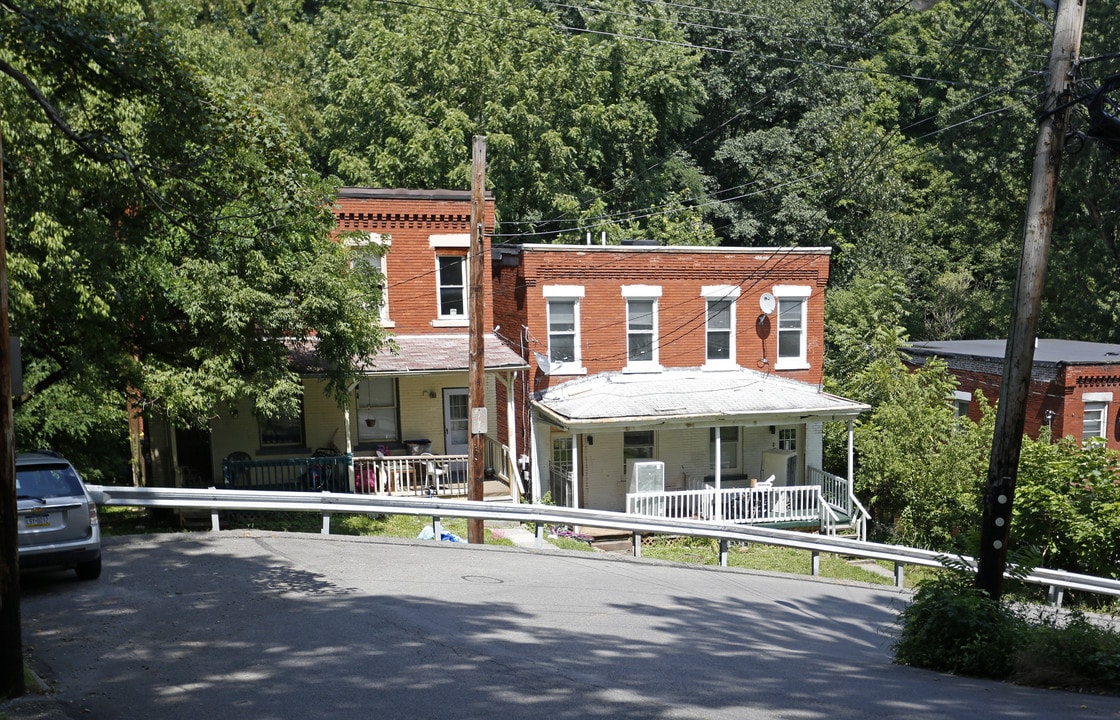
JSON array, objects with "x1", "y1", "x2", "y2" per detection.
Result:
[{"x1": 24, "y1": 514, "x2": 52, "y2": 529}]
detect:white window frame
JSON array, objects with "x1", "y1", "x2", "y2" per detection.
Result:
[
  {"x1": 773, "y1": 285, "x2": 811, "y2": 371},
  {"x1": 356, "y1": 377, "x2": 400, "y2": 443},
  {"x1": 434, "y1": 253, "x2": 468, "y2": 326},
  {"x1": 543, "y1": 285, "x2": 586, "y2": 375},
  {"x1": 1082, "y1": 392, "x2": 1112, "y2": 442},
  {"x1": 702, "y1": 285, "x2": 740, "y2": 370},
  {"x1": 343, "y1": 232, "x2": 394, "y2": 327},
  {"x1": 430, "y1": 234, "x2": 471, "y2": 328},
  {"x1": 622, "y1": 285, "x2": 662, "y2": 373},
  {"x1": 710, "y1": 426, "x2": 740, "y2": 471},
  {"x1": 954, "y1": 390, "x2": 972, "y2": 418}
]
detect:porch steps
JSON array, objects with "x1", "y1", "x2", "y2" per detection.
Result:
[{"x1": 577, "y1": 526, "x2": 634, "y2": 553}]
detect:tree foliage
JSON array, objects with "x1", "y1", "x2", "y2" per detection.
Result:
[
  {"x1": 1, "y1": 0, "x2": 384, "y2": 468},
  {"x1": 1015, "y1": 435, "x2": 1120, "y2": 581}
]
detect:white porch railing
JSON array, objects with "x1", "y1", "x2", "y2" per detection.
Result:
[
  {"x1": 353, "y1": 454, "x2": 469, "y2": 497},
  {"x1": 627, "y1": 485, "x2": 826, "y2": 527},
  {"x1": 626, "y1": 468, "x2": 867, "y2": 540},
  {"x1": 807, "y1": 466, "x2": 869, "y2": 540},
  {"x1": 351, "y1": 439, "x2": 522, "y2": 500}
]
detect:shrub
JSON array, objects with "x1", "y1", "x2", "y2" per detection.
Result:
[
  {"x1": 1014, "y1": 610, "x2": 1120, "y2": 693},
  {"x1": 893, "y1": 568, "x2": 1021, "y2": 679}
]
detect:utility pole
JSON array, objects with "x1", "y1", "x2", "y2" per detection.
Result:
[
  {"x1": 977, "y1": 0, "x2": 1086, "y2": 601},
  {"x1": 467, "y1": 135, "x2": 486, "y2": 544},
  {"x1": 0, "y1": 129, "x2": 26, "y2": 698}
]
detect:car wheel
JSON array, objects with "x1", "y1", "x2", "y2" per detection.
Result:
[{"x1": 75, "y1": 556, "x2": 102, "y2": 580}]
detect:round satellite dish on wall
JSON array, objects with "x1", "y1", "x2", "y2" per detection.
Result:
[{"x1": 759, "y1": 292, "x2": 776, "y2": 315}]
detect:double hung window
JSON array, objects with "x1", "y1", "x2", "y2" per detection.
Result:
[
  {"x1": 703, "y1": 285, "x2": 739, "y2": 369},
  {"x1": 622, "y1": 285, "x2": 661, "y2": 372},
  {"x1": 543, "y1": 285, "x2": 585, "y2": 374},
  {"x1": 437, "y1": 255, "x2": 466, "y2": 318},
  {"x1": 1082, "y1": 393, "x2": 1112, "y2": 442},
  {"x1": 773, "y1": 285, "x2": 812, "y2": 370}
]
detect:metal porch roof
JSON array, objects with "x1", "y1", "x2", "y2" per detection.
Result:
[{"x1": 533, "y1": 368, "x2": 869, "y2": 432}]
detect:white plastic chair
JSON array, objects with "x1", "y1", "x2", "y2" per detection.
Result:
[{"x1": 421, "y1": 452, "x2": 445, "y2": 493}]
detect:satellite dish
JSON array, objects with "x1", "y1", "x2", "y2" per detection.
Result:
[
  {"x1": 534, "y1": 352, "x2": 552, "y2": 375},
  {"x1": 759, "y1": 292, "x2": 776, "y2": 315}
]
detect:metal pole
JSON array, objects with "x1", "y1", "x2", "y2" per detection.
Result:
[
  {"x1": 977, "y1": 0, "x2": 1085, "y2": 601},
  {"x1": 467, "y1": 135, "x2": 486, "y2": 543},
  {"x1": 0, "y1": 126, "x2": 26, "y2": 698}
]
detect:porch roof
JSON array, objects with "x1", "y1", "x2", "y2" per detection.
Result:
[
  {"x1": 292, "y1": 334, "x2": 528, "y2": 376},
  {"x1": 356, "y1": 333, "x2": 528, "y2": 375},
  {"x1": 532, "y1": 368, "x2": 870, "y2": 432}
]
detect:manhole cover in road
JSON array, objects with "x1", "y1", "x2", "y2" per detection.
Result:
[{"x1": 461, "y1": 575, "x2": 504, "y2": 584}]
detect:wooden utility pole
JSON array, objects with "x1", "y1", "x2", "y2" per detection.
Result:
[
  {"x1": 467, "y1": 135, "x2": 486, "y2": 544},
  {"x1": 977, "y1": 0, "x2": 1086, "y2": 601},
  {"x1": 0, "y1": 129, "x2": 26, "y2": 698}
]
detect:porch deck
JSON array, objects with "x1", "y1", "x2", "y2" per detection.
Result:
[{"x1": 221, "y1": 437, "x2": 523, "y2": 502}]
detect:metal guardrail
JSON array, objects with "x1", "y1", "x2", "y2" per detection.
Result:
[{"x1": 88, "y1": 485, "x2": 1120, "y2": 607}]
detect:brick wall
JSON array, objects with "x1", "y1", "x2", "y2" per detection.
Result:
[
  {"x1": 493, "y1": 245, "x2": 831, "y2": 393},
  {"x1": 334, "y1": 189, "x2": 495, "y2": 333},
  {"x1": 909, "y1": 356, "x2": 1120, "y2": 451}
]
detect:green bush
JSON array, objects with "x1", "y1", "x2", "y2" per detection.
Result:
[
  {"x1": 1014, "y1": 610, "x2": 1120, "y2": 693},
  {"x1": 893, "y1": 568, "x2": 1021, "y2": 679}
]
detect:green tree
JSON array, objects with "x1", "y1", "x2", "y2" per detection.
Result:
[
  {"x1": 307, "y1": 0, "x2": 710, "y2": 242},
  {"x1": 1015, "y1": 435, "x2": 1120, "y2": 581},
  {"x1": 1, "y1": 0, "x2": 384, "y2": 469}
]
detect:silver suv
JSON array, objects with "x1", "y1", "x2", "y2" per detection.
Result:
[{"x1": 16, "y1": 452, "x2": 102, "y2": 580}]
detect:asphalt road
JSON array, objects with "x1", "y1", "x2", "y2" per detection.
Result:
[{"x1": 8, "y1": 531, "x2": 1120, "y2": 720}]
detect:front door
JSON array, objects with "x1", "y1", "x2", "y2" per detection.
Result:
[{"x1": 443, "y1": 388, "x2": 469, "y2": 455}]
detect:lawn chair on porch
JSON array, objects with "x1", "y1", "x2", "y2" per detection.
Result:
[{"x1": 421, "y1": 452, "x2": 445, "y2": 494}]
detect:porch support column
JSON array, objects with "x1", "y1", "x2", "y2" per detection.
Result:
[
  {"x1": 571, "y1": 433, "x2": 580, "y2": 509},
  {"x1": 501, "y1": 371, "x2": 518, "y2": 500},
  {"x1": 529, "y1": 411, "x2": 542, "y2": 502},
  {"x1": 713, "y1": 425, "x2": 722, "y2": 521},
  {"x1": 846, "y1": 419, "x2": 855, "y2": 488},
  {"x1": 344, "y1": 380, "x2": 359, "y2": 491}
]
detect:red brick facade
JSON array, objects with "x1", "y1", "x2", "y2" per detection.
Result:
[
  {"x1": 907, "y1": 340, "x2": 1120, "y2": 451},
  {"x1": 492, "y1": 244, "x2": 831, "y2": 393},
  {"x1": 333, "y1": 188, "x2": 496, "y2": 333}
]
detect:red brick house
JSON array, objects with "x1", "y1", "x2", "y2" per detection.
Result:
[
  {"x1": 907, "y1": 339, "x2": 1120, "y2": 451},
  {"x1": 147, "y1": 188, "x2": 528, "y2": 497},
  {"x1": 492, "y1": 243, "x2": 869, "y2": 534}
]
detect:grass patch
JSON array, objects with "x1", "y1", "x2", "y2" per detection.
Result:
[
  {"x1": 99, "y1": 506, "x2": 513, "y2": 545},
  {"x1": 638, "y1": 536, "x2": 934, "y2": 588}
]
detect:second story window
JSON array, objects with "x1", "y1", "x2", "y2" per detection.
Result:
[
  {"x1": 706, "y1": 300, "x2": 733, "y2": 361},
  {"x1": 628, "y1": 300, "x2": 656, "y2": 361},
  {"x1": 773, "y1": 285, "x2": 811, "y2": 371},
  {"x1": 437, "y1": 254, "x2": 466, "y2": 318},
  {"x1": 1082, "y1": 392, "x2": 1112, "y2": 442},
  {"x1": 543, "y1": 285, "x2": 586, "y2": 375},
  {"x1": 549, "y1": 300, "x2": 577, "y2": 360},
  {"x1": 622, "y1": 285, "x2": 661, "y2": 372},
  {"x1": 702, "y1": 285, "x2": 739, "y2": 369}
]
